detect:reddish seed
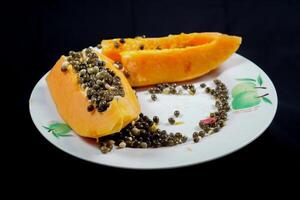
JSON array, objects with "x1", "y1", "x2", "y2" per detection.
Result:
[{"x1": 200, "y1": 117, "x2": 217, "y2": 125}]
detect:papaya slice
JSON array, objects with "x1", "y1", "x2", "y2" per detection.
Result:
[
  {"x1": 46, "y1": 48, "x2": 140, "y2": 138},
  {"x1": 101, "y1": 32, "x2": 242, "y2": 87}
]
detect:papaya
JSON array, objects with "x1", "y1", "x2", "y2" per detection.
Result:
[
  {"x1": 46, "y1": 48, "x2": 140, "y2": 138},
  {"x1": 101, "y1": 32, "x2": 242, "y2": 87}
]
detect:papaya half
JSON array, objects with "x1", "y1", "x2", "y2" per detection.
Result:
[
  {"x1": 101, "y1": 32, "x2": 242, "y2": 87},
  {"x1": 46, "y1": 48, "x2": 140, "y2": 138}
]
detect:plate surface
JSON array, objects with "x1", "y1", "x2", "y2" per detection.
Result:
[{"x1": 29, "y1": 53, "x2": 278, "y2": 169}]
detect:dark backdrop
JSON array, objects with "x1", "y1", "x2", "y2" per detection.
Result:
[{"x1": 5, "y1": 0, "x2": 300, "y2": 184}]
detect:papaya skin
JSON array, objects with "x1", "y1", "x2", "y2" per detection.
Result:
[
  {"x1": 101, "y1": 32, "x2": 242, "y2": 87},
  {"x1": 46, "y1": 52, "x2": 140, "y2": 138}
]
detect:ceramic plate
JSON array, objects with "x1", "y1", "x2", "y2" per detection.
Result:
[{"x1": 29, "y1": 53, "x2": 277, "y2": 169}]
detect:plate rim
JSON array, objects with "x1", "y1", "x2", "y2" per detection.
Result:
[{"x1": 29, "y1": 53, "x2": 278, "y2": 169}]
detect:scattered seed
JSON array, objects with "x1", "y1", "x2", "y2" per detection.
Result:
[
  {"x1": 149, "y1": 124, "x2": 157, "y2": 132},
  {"x1": 193, "y1": 132, "x2": 199, "y2": 138},
  {"x1": 119, "y1": 141, "x2": 126, "y2": 148},
  {"x1": 168, "y1": 139, "x2": 175, "y2": 146},
  {"x1": 182, "y1": 84, "x2": 188, "y2": 90},
  {"x1": 99, "y1": 145, "x2": 112, "y2": 154},
  {"x1": 153, "y1": 116, "x2": 159, "y2": 124},
  {"x1": 213, "y1": 127, "x2": 219, "y2": 133},
  {"x1": 200, "y1": 83, "x2": 206, "y2": 88},
  {"x1": 151, "y1": 94, "x2": 157, "y2": 101},
  {"x1": 170, "y1": 87, "x2": 177, "y2": 94},
  {"x1": 168, "y1": 117, "x2": 175, "y2": 125},
  {"x1": 219, "y1": 120, "x2": 225, "y2": 127},
  {"x1": 181, "y1": 136, "x2": 188, "y2": 143},
  {"x1": 213, "y1": 79, "x2": 221, "y2": 85},
  {"x1": 203, "y1": 126, "x2": 210, "y2": 133},
  {"x1": 193, "y1": 137, "x2": 200, "y2": 143},
  {"x1": 175, "y1": 132, "x2": 182, "y2": 138},
  {"x1": 107, "y1": 140, "x2": 115, "y2": 146},
  {"x1": 205, "y1": 87, "x2": 211, "y2": 93},
  {"x1": 140, "y1": 142, "x2": 147, "y2": 148},
  {"x1": 188, "y1": 84, "x2": 194, "y2": 89},
  {"x1": 174, "y1": 110, "x2": 180, "y2": 117},
  {"x1": 189, "y1": 87, "x2": 196, "y2": 95},
  {"x1": 210, "y1": 113, "x2": 216, "y2": 117},
  {"x1": 198, "y1": 131, "x2": 205, "y2": 137},
  {"x1": 131, "y1": 127, "x2": 140, "y2": 136}
]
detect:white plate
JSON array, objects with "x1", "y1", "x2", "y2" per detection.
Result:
[{"x1": 29, "y1": 53, "x2": 278, "y2": 169}]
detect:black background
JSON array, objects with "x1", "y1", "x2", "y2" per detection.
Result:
[{"x1": 5, "y1": 0, "x2": 300, "y2": 183}]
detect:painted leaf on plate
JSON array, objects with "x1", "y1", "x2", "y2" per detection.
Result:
[
  {"x1": 232, "y1": 91, "x2": 261, "y2": 110},
  {"x1": 257, "y1": 75, "x2": 263, "y2": 86},
  {"x1": 43, "y1": 123, "x2": 72, "y2": 138},
  {"x1": 231, "y1": 82, "x2": 256, "y2": 98},
  {"x1": 262, "y1": 97, "x2": 272, "y2": 104},
  {"x1": 236, "y1": 78, "x2": 256, "y2": 82}
]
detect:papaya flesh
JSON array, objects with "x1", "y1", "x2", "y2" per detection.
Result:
[
  {"x1": 101, "y1": 32, "x2": 242, "y2": 87},
  {"x1": 46, "y1": 50, "x2": 141, "y2": 138}
]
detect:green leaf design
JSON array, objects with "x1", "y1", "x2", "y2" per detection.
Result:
[
  {"x1": 236, "y1": 78, "x2": 256, "y2": 82},
  {"x1": 262, "y1": 97, "x2": 272, "y2": 104},
  {"x1": 232, "y1": 74, "x2": 272, "y2": 111},
  {"x1": 52, "y1": 132, "x2": 59, "y2": 138},
  {"x1": 58, "y1": 134, "x2": 73, "y2": 137},
  {"x1": 232, "y1": 91, "x2": 261, "y2": 110},
  {"x1": 231, "y1": 82, "x2": 256, "y2": 98},
  {"x1": 42, "y1": 126, "x2": 52, "y2": 132},
  {"x1": 48, "y1": 123, "x2": 71, "y2": 134},
  {"x1": 257, "y1": 75, "x2": 263, "y2": 86},
  {"x1": 43, "y1": 123, "x2": 72, "y2": 138}
]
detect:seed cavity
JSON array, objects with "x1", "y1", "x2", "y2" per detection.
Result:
[{"x1": 66, "y1": 48, "x2": 125, "y2": 113}]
